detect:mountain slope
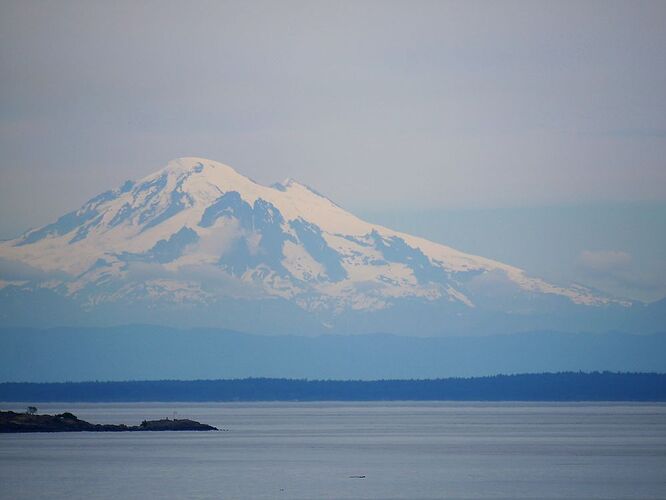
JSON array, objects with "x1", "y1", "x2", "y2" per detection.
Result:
[{"x1": 0, "y1": 157, "x2": 633, "y2": 334}]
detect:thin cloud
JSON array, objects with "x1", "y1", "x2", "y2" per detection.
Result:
[{"x1": 576, "y1": 250, "x2": 665, "y2": 295}]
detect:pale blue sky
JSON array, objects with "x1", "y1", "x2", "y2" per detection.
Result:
[{"x1": 0, "y1": 0, "x2": 665, "y2": 301}]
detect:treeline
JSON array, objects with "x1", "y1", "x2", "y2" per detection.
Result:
[{"x1": 1, "y1": 372, "x2": 665, "y2": 402}]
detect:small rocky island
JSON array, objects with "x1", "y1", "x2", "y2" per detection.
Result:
[{"x1": 0, "y1": 410, "x2": 218, "y2": 433}]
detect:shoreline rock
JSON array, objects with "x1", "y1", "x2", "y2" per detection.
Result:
[{"x1": 0, "y1": 410, "x2": 218, "y2": 433}]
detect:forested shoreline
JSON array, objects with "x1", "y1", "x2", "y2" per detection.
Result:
[{"x1": 1, "y1": 372, "x2": 665, "y2": 402}]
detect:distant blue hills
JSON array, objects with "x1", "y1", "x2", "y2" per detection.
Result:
[{"x1": 1, "y1": 326, "x2": 664, "y2": 382}]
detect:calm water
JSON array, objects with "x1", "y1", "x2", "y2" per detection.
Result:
[{"x1": 1, "y1": 402, "x2": 665, "y2": 499}]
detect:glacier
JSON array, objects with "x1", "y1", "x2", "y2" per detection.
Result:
[{"x1": 0, "y1": 157, "x2": 645, "y2": 335}]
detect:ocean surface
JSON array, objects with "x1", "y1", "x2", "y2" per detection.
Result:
[{"x1": 0, "y1": 402, "x2": 665, "y2": 499}]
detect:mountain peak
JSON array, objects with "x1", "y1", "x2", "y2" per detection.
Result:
[
  {"x1": 272, "y1": 177, "x2": 304, "y2": 191},
  {"x1": 0, "y1": 155, "x2": 629, "y2": 334},
  {"x1": 272, "y1": 177, "x2": 337, "y2": 204},
  {"x1": 159, "y1": 157, "x2": 244, "y2": 180},
  {"x1": 139, "y1": 157, "x2": 267, "y2": 208}
]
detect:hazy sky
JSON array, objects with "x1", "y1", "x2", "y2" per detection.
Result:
[{"x1": 1, "y1": 0, "x2": 665, "y2": 300}]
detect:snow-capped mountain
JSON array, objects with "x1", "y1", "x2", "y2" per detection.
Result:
[{"x1": 0, "y1": 157, "x2": 634, "y2": 334}]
